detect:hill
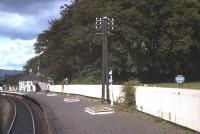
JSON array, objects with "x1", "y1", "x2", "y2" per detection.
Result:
[{"x1": 0, "y1": 69, "x2": 23, "y2": 77}]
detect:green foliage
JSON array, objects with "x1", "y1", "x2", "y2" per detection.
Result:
[
  {"x1": 150, "y1": 81, "x2": 200, "y2": 89},
  {"x1": 24, "y1": 0, "x2": 200, "y2": 83},
  {"x1": 115, "y1": 79, "x2": 140, "y2": 112},
  {"x1": 122, "y1": 79, "x2": 140, "y2": 106}
]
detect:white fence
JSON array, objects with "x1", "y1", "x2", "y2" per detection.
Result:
[
  {"x1": 49, "y1": 84, "x2": 200, "y2": 132},
  {"x1": 8, "y1": 85, "x2": 19, "y2": 91},
  {"x1": 135, "y1": 86, "x2": 200, "y2": 132}
]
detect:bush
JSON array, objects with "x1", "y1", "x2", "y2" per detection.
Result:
[
  {"x1": 114, "y1": 79, "x2": 141, "y2": 112},
  {"x1": 122, "y1": 79, "x2": 140, "y2": 106}
]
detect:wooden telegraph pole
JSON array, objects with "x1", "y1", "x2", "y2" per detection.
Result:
[{"x1": 96, "y1": 17, "x2": 114, "y2": 102}]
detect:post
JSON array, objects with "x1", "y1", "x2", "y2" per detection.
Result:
[
  {"x1": 65, "y1": 78, "x2": 69, "y2": 96},
  {"x1": 52, "y1": 80, "x2": 54, "y2": 94},
  {"x1": 96, "y1": 17, "x2": 114, "y2": 103},
  {"x1": 103, "y1": 17, "x2": 110, "y2": 102},
  {"x1": 109, "y1": 70, "x2": 114, "y2": 106},
  {"x1": 102, "y1": 17, "x2": 106, "y2": 102}
]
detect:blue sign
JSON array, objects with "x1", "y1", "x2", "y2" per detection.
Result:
[{"x1": 175, "y1": 75, "x2": 185, "y2": 84}]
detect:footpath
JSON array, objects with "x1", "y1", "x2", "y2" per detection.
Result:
[{"x1": 28, "y1": 93, "x2": 195, "y2": 134}]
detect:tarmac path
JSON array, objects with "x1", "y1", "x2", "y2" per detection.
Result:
[{"x1": 28, "y1": 93, "x2": 196, "y2": 134}]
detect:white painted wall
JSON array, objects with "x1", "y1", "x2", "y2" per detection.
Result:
[
  {"x1": 49, "y1": 85, "x2": 123, "y2": 101},
  {"x1": 135, "y1": 86, "x2": 200, "y2": 132}
]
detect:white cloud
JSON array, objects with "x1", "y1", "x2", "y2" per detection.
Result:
[
  {"x1": 0, "y1": 11, "x2": 41, "y2": 39},
  {"x1": 0, "y1": 38, "x2": 36, "y2": 70},
  {"x1": 0, "y1": 12, "x2": 33, "y2": 27},
  {"x1": 0, "y1": 0, "x2": 69, "y2": 70}
]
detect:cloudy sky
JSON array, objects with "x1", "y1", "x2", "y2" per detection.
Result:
[{"x1": 0, "y1": 0, "x2": 69, "y2": 70}]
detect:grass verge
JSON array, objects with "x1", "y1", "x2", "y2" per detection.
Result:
[{"x1": 149, "y1": 81, "x2": 200, "y2": 89}]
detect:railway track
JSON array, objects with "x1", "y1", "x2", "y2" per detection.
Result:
[
  {"x1": 0, "y1": 93, "x2": 49, "y2": 134},
  {"x1": 6, "y1": 98, "x2": 16, "y2": 134},
  {"x1": 6, "y1": 96, "x2": 36, "y2": 134}
]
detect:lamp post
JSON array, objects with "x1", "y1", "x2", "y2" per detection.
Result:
[
  {"x1": 52, "y1": 79, "x2": 54, "y2": 93},
  {"x1": 37, "y1": 60, "x2": 42, "y2": 82},
  {"x1": 96, "y1": 17, "x2": 114, "y2": 103}
]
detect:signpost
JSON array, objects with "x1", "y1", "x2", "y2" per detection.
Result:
[
  {"x1": 65, "y1": 78, "x2": 69, "y2": 96},
  {"x1": 175, "y1": 75, "x2": 185, "y2": 88}
]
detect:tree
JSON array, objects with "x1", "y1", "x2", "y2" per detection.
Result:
[{"x1": 25, "y1": 0, "x2": 200, "y2": 83}]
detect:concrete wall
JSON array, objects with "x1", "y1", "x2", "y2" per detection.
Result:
[
  {"x1": 135, "y1": 86, "x2": 200, "y2": 132},
  {"x1": 49, "y1": 85, "x2": 123, "y2": 102}
]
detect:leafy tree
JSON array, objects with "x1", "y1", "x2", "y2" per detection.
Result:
[{"x1": 25, "y1": 0, "x2": 200, "y2": 83}]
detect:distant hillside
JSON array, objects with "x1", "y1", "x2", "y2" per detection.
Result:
[{"x1": 0, "y1": 69, "x2": 23, "y2": 77}]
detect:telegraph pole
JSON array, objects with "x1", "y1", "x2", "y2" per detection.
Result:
[{"x1": 96, "y1": 17, "x2": 114, "y2": 103}]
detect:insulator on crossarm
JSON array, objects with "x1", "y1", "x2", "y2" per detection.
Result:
[{"x1": 103, "y1": 16, "x2": 108, "y2": 19}]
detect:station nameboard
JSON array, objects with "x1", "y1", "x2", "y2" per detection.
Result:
[{"x1": 175, "y1": 75, "x2": 185, "y2": 84}]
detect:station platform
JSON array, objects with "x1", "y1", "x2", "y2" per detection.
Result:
[{"x1": 27, "y1": 93, "x2": 194, "y2": 134}]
